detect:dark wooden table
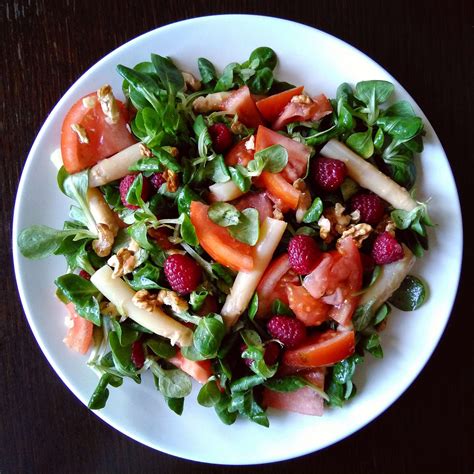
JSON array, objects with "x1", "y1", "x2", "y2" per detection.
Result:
[{"x1": 1, "y1": 1, "x2": 472, "y2": 472}]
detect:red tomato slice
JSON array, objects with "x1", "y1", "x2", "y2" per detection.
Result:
[
  {"x1": 169, "y1": 350, "x2": 212, "y2": 384},
  {"x1": 63, "y1": 303, "x2": 93, "y2": 355},
  {"x1": 232, "y1": 191, "x2": 273, "y2": 224},
  {"x1": 221, "y1": 86, "x2": 264, "y2": 128},
  {"x1": 190, "y1": 201, "x2": 254, "y2": 272},
  {"x1": 263, "y1": 367, "x2": 325, "y2": 416},
  {"x1": 224, "y1": 137, "x2": 255, "y2": 167},
  {"x1": 303, "y1": 237, "x2": 362, "y2": 326},
  {"x1": 283, "y1": 330, "x2": 355, "y2": 368},
  {"x1": 255, "y1": 86, "x2": 304, "y2": 122},
  {"x1": 255, "y1": 125, "x2": 311, "y2": 182},
  {"x1": 287, "y1": 284, "x2": 330, "y2": 326},
  {"x1": 61, "y1": 92, "x2": 136, "y2": 174},
  {"x1": 256, "y1": 172, "x2": 301, "y2": 210},
  {"x1": 272, "y1": 93, "x2": 333, "y2": 130}
]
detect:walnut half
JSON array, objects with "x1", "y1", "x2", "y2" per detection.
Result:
[
  {"x1": 132, "y1": 290, "x2": 160, "y2": 312},
  {"x1": 107, "y1": 247, "x2": 136, "y2": 278},
  {"x1": 92, "y1": 223, "x2": 114, "y2": 257}
]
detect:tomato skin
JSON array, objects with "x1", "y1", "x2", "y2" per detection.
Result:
[
  {"x1": 63, "y1": 303, "x2": 93, "y2": 354},
  {"x1": 169, "y1": 351, "x2": 212, "y2": 384},
  {"x1": 256, "y1": 86, "x2": 304, "y2": 122},
  {"x1": 221, "y1": 86, "x2": 264, "y2": 128},
  {"x1": 255, "y1": 125, "x2": 311, "y2": 183},
  {"x1": 190, "y1": 201, "x2": 254, "y2": 272},
  {"x1": 283, "y1": 330, "x2": 355, "y2": 368},
  {"x1": 287, "y1": 284, "x2": 330, "y2": 326},
  {"x1": 257, "y1": 172, "x2": 301, "y2": 210},
  {"x1": 61, "y1": 92, "x2": 136, "y2": 174},
  {"x1": 224, "y1": 138, "x2": 255, "y2": 167},
  {"x1": 232, "y1": 191, "x2": 273, "y2": 224}
]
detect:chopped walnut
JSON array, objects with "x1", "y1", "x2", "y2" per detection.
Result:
[
  {"x1": 70, "y1": 123, "x2": 89, "y2": 144},
  {"x1": 92, "y1": 223, "x2": 114, "y2": 257},
  {"x1": 127, "y1": 238, "x2": 140, "y2": 254},
  {"x1": 133, "y1": 290, "x2": 161, "y2": 312},
  {"x1": 291, "y1": 94, "x2": 312, "y2": 104},
  {"x1": 182, "y1": 71, "x2": 202, "y2": 91},
  {"x1": 245, "y1": 135, "x2": 256, "y2": 151},
  {"x1": 97, "y1": 84, "x2": 119, "y2": 124},
  {"x1": 350, "y1": 209, "x2": 361, "y2": 223},
  {"x1": 318, "y1": 216, "x2": 331, "y2": 240},
  {"x1": 157, "y1": 289, "x2": 189, "y2": 313},
  {"x1": 107, "y1": 248, "x2": 136, "y2": 278},
  {"x1": 166, "y1": 248, "x2": 186, "y2": 256},
  {"x1": 100, "y1": 301, "x2": 119, "y2": 318},
  {"x1": 340, "y1": 223, "x2": 373, "y2": 247},
  {"x1": 193, "y1": 92, "x2": 231, "y2": 113},
  {"x1": 163, "y1": 169, "x2": 179, "y2": 193},
  {"x1": 82, "y1": 96, "x2": 96, "y2": 108},
  {"x1": 139, "y1": 143, "x2": 153, "y2": 157},
  {"x1": 273, "y1": 207, "x2": 284, "y2": 220},
  {"x1": 319, "y1": 203, "x2": 353, "y2": 242},
  {"x1": 230, "y1": 120, "x2": 247, "y2": 135},
  {"x1": 376, "y1": 215, "x2": 397, "y2": 235},
  {"x1": 294, "y1": 179, "x2": 312, "y2": 223}
]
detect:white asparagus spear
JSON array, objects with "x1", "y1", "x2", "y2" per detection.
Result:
[
  {"x1": 208, "y1": 180, "x2": 244, "y2": 202},
  {"x1": 221, "y1": 217, "x2": 287, "y2": 328},
  {"x1": 320, "y1": 139, "x2": 418, "y2": 212},
  {"x1": 88, "y1": 143, "x2": 142, "y2": 187},
  {"x1": 91, "y1": 265, "x2": 193, "y2": 347},
  {"x1": 359, "y1": 245, "x2": 415, "y2": 313},
  {"x1": 86, "y1": 188, "x2": 119, "y2": 236}
]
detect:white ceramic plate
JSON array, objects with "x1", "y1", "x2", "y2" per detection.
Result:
[{"x1": 12, "y1": 15, "x2": 462, "y2": 464}]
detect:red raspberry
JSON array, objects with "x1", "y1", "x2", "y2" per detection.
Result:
[
  {"x1": 131, "y1": 341, "x2": 145, "y2": 369},
  {"x1": 208, "y1": 123, "x2": 233, "y2": 153},
  {"x1": 371, "y1": 232, "x2": 404, "y2": 265},
  {"x1": 350, "y1": 193, "x2": 385, "y2": 225},
  {"x1": 313, "y1": 157, "x2": 347, "y2": 192},
  {"x1": 119, "y1": 174, "x2": 152, "y2": 210},
  {"x1": 241, "y1": 341, "x2": 281, "y2": 367},
  {"x1": 164, "y1": 254, "x2": 202, "y2": 295},
  {"x1": 79, "y1": 270, "x2": 91, "y2": 280},
  {"x1": 266, "y1": 315, "x2": 306, "y2": 348},
  {"x1": 151, "y1": 172, "x2": 165, "y2": 189},
  {"x1": 288, "y1": 235, "x2": 321, "y2": 275}
]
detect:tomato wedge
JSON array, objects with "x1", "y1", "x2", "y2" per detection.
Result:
[
  {"x1": 272, "y1": 93, "x2": 333, "y2": 130},
  {"x1": 256, "y1": 86, "x2": 304, "y2": 122},
  {"x1": 221, "y1": 86, "x2": 264, "y2": 128},
  {"x1": 257, "y1": 172, "x2": 301, "y2": 210},
  {"x1": 63, "y1": 303, "x2": 93, "y2": 354},
  {"x1": 286, "y1": 284, "x2": 330, "y2": 326},
  {"x1": 255, "y1": 125, "x2": 311, "y2": 182},
  {"x1": 224, "y1": 138, "x2": 255, "y2": 167},
  {"x1": 61, "y1": 92, "x2": 136, "y2": 174},
  {"x1": 283, "y1": 330, "x2": 355, "y2": 368},
  {"x1": 190, "y1": 201, "x2": 254, "y2": 272},
  {"x1": 169, "y1": 350, "x2": 213, "y2": 384}
]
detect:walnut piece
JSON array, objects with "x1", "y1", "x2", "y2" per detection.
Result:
[
  {"x1": 340, "y1": 223, "x2": 373, "y2": 247},
  {"x1": 92, "y1": 223, "x2": 114, "y2": 257},
  {"x1": 132, "y1": 290, "x2": 160, "y2": 312},
  {"x1": 107, "y1": 247, "x2": 136, "y2": 278},
  {"x1": 157, "y1": 289, "x2": 189, "y2": 313},
  {"x1": 318, "y1": 216, "x2": 331, "y2": 240},
  {"x1": 182, "y1": 71, "x2": 202, "y2": 91},
  {"x1": 193, "y1": 92, "x2": 231, "y2": 113},
  {"x1": 294, "y1": 179, "x2": 312, "y2": 223},
  {"x1": 245, "y1": 135, "x2": 256, "y2": 151},
  {"x1": 100, "y1": 301, "x2": 119, "y2": 318},
  {"x1": 230, "y1": 120, "x2": 247, "y2": 135},
  {"x1": 70, "y1": 123, "x2": 89, "y2": 144},
  {"x1": 139, "y1": 143, "x2": 154, "y2": 157},
  {"x1": 376, "y1": 216, "x2": 397, "y2": 235},
  {"x1": 273, "y1": 207, "x2": 284, "y2": 220},
  {"x1": 163, "y1": 169, "x2": 179, "y2": 193},
  {"x1": 97, "y1": 84, "x2": 119, "y2": 124},
  {"x1": 291, "y1": 94, "x2": 312, "y2": 104}
]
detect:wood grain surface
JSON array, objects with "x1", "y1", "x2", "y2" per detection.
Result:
[{"x1": 1, "y1": 1, "x2": 472, "y2": 473}]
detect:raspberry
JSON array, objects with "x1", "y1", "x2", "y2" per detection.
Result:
[
  {"x1": 164, "y1": 254, "x2": 202, "y2": 295},
  {"x1": 151, "y1": 172, "x2": 165, "y2": 189},
  {"x1": 313, "y1": 157, "x2": 347, "y2": 192},
  {"x1": 131, "y1": 341, "x2": 145, "y2": 369},
  {"x1": 208, "y1": 123, "x2": 233, "y2": 153},
  {"x1": 288, "y1": 235, "x2": 321, "y2": 275},
  {"x1": 371, "y1": 232, "x2": 404, "y2": 265},
  {"x1": 267, "y1": 315, "x2": 306, "y2": 348},
  {"x1": 119, "y1": 174, "x2": 152, "y2": 210},
  {"x1": 350, "y1": 193, "x2": 385, "y2": 225},
  {"x1": 79, "y1": 270, "x2": 91, "y2": 280},
  {"x1": 241, "y1": 341, "x2": 281, "y2": 367}
]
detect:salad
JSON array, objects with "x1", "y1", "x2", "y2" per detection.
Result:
[{"x1": 18, "y1": 47, "x2": 432, "y2": 427}]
